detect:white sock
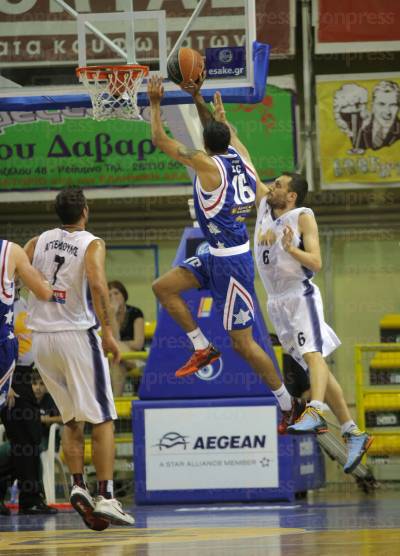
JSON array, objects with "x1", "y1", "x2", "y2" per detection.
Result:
[
  {"x1": 272, "y1": 384, "x2": 292, "y2": 411},
  {"x1": 341, "y1": 420, "x2": 357, "y2": 435},
  {"x1": 187, "y1": 327, "x2": 209, "y2": 351},
  {"x1": 307, "y1": 400, "x2": 325, "y2": 413}
]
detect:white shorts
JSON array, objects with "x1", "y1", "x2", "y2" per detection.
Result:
[
  {"x1": 267, "y1": 282, "x2": 341, "y2": 371},
  {"x1": 32, "y1": 329, "x2": 117, "y2": 424}
]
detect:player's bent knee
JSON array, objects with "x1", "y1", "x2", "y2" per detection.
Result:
[{"x1": 152, "y1": 277, "x2": 166, "y2": 300}]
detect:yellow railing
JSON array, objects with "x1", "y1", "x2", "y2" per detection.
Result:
[{"x1": 355, "y1": 343, "x2": 400, "y2": 455}]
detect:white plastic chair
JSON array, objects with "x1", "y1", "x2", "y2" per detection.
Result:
[{"x1": 40, "y1": 424, "x2": 69, "y2": 504}]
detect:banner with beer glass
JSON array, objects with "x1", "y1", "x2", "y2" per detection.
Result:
[{"x1": 316, "y1": 73, "x2": 400, "y2": 188}]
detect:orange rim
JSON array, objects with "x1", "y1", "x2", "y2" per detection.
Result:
[{"x1": 76, "y1": 64, "x2": 149, "y2": 81}]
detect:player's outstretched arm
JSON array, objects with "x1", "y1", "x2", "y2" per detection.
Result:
[
  {"x1": 85, "y1": 239, "x2": 121, "y2": 363},
  {"x1": 148, "y1": 75, "x2": 220, "y2": 189},
  {"x1": 148, "y1": 74, "x2": 205, "y2": 167},
  {"x1": 212, "y1": 91, "x2": 250, "y2": 159},
  {"x1": 213, "y1": 91, "x2": 268, "y2": 207},
  {"x1": 12, "y1": 243, "x2": 53, "y2": 300},
  {"x1": 282, "y1": 213, "x2": 322, "y2": 273},
  {"x1": 180, "y1": 71, "x2": 214, "y2": 128}
]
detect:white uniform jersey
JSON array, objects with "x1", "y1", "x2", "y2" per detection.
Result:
[
  {"x1": 28, "y1": 228, "x2": 99, "y2": 332},
  {"x1": 254, "y1": 196, "x2": 315, "y2": 297},
  {"x1": 254, "y1": 197, "x2": 340, "y2": 367}
]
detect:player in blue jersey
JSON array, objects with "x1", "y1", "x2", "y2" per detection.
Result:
[
  {"x1": 148, "y1": 75, "x2": 294, "y2": 425},
  {"x1": 0, "y1": 240, "x2": 52, "y2": 411}
]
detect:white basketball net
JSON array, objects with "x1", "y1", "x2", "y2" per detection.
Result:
[{"x1": 77, "y1": 66, "x2": 149, "y2": 121}]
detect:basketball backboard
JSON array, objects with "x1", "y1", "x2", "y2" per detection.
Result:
[{"x1": 0, "y1": 0, "x2": 269, "y2": 110}]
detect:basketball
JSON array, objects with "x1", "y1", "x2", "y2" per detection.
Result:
[{"x1": 167, "y1": 47, "x2": 205, "y2": 86}]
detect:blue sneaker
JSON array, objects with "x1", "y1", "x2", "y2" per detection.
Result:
[
  {"x1": 287, "y1": 406, "x2": 328, "y2": 434},
  {"x1": 343, "y1": 429, "x2": 374, "y2": 474}
]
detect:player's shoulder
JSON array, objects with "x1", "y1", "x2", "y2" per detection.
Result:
[
  {"x1": 256, "y1": 195, "x2": 270, "y2": 214},
  {"x1": 294, "y1": 206, "x2": 315, "y2": 219},
  {"x1": 297, "y1": 207, "x2": 318, "y2": 233}
]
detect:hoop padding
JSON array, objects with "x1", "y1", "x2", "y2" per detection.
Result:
[{"x1": 76, "y1": 65, "x2": 149, "y2": 121}]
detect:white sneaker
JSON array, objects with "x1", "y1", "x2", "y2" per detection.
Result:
[
  {"x1": 93, "y1": 496, "x2": 135, "y2": 526},
  {"x1": 70, "y1": 485, "x2": 109, "y2": 531}
]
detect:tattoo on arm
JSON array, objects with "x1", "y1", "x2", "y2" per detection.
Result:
[{"x1": 99, "y1": 292, "x2": 111, "y2": 327}]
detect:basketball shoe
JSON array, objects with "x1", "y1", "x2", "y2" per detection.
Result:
[
  {"x1": 278, "y1": 398, "x2": 306, "y2": 434},
  {"x1": 343, "y1": 429, "x2": 374, "y2": 474},
  {"x1": 175, "y1": 344, "x2": 221, "y2": 377},
  {"x1": 287, "y1": 406, "x2": 328, "y2": 434},
  {"x1": 70, "y1": 484, "x2": 109, "y2": 531},
  {"x1": 93, "y1": 496, "x2": 135, "y2": 526}
]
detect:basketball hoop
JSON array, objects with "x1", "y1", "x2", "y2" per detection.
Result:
[{"x1": 76, "y1": 65, "x2": 149, "y2": 121}]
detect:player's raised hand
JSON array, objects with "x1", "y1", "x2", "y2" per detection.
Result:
[
  {"x1": 180, "y1": 69, "x2": 206, "y2": 96},
  {"x1": 212, "y1": 91, "x2": 227, "y2": 123},
  {"x1": 147, "y1": 75, "x2": 164, "y2": 103},
  {"x1": 282, "y1": 225, "x2": 295, "y2": 252}
]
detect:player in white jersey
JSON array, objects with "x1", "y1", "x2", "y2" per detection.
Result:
[
  {"x1": 254, "y1": 173, "x2": 373, "y2": 472},
  {"x1": 25, "y1": 188, "x2": 134, "y2": 529}
]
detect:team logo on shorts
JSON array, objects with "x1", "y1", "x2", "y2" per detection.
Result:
[
  {"x1": 196, "y1": 241, "x2": 209, "y2": 256},
  {"x1": 195, "y1": 358, "x2": 224, "y2": 381}
]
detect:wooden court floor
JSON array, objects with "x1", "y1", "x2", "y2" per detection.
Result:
[{"x1": 0, "y1": 490, "x2": 398, "y2": 555}]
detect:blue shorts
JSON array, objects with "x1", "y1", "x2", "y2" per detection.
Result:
[
  {"x1": 0, "y1": 337, "x2": 18, "y2": 409},
  {"x1": 180, "y1": 249, "x2": 256, "y2": 331}
]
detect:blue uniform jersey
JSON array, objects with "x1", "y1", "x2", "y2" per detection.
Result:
[
  {"x1": 0, "y1": 239, "x2": 17, "y2": 408},
  {"x1": 0, "y1": 239, "x2": 15, "y2": 343},
  {"x1": 193, "y1": 146, "x2": 256, "y2": 249},
  {"x1": 180, "y1": 147, "x2": 257, "y2": 331}
]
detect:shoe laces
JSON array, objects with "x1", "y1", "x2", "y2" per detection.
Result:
[
  {"x1": 296, "y1": 406, "x2": 322, "y2": 422},
  {"x1": 343, "y1": 428, "x2": 364, "y2": 441}
]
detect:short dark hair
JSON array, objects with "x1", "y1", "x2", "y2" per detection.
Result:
[
  {"x1": 55, "y1": 187, "x2": 87, "y2": 225},
  {"x1": 32, "y1": 370, "x2": 42, "y2": 383},
  {"x1": 283, "y1": 172, "x2": 308, "y2": 207},
  {"x1": 203, "y1": 120, "x2": 230, "y2": 154},
  {"x1": 108, "y1": 280, "x2": 128, "y2": 302}
]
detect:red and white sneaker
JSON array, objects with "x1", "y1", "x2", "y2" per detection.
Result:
[
  {"x1": 70, "y1": 485, "x2": 109, "y2": 531},
  {"x1": 278, "y1": 398, "x2": 306, "y2": 435},
  {"x1": 175, "y1": 344, "x2": 221, "y2": 378},
  {"x1": 93, "y1": 496, "x2": 135, "y2": 526}
]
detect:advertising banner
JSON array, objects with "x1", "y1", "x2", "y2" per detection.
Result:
[
  {"x1": 0, "y1": 82, "x2": 296, "y2": 191},
  {"x1": 144, "y1": 405, "x2": 278, "y2": 491},
  {"x1": 0, "y1": 0, "x2": 295, "y2": 66},
  {"x1": 225, "y1": 83, "x2": 297, "y2": 183},
  {"x1": 314, "y1": 0, "x2": 400, "y2": 53},
  {"x1": 316, "y1": 73, "x2": 400, "y2": 188}
]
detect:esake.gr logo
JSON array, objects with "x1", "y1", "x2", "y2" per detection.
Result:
[
  {"x1": 154, "y1": 432, "x2": 189, "y2": 450},
  {"x1": 218, "y1": 49, "x2": 233, "y2": 64},
  {"x1": 195, "y1": 357, "x2": 223, "y2": 381}
]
